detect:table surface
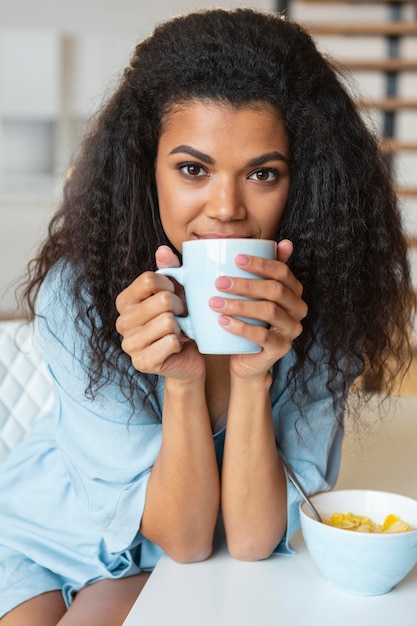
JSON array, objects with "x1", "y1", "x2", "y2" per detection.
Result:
[
  {"x1": 123, "y1": 529, "x2": 417, "y2": 626},
  {"x1": 123, "y1": 396, "x2": 417, "y2": 626}
]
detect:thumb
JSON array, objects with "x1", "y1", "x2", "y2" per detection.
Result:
[
  {"x1": 276, "y1": 239, "x2": 294, "y2": 264},
  {"x1": 155, "y1": 245, "x2": 181, "y2": 269}
]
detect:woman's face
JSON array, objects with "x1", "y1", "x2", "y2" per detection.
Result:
[{"x1": 155, "y1": 100, "x2": 290, "y2": 253}]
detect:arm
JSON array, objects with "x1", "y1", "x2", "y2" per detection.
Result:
[
  {"x1": 116, "y1": 246, "x2": 220, "y2": 563},
  {"x1": 210, "y1": 241, "x2": 307, "y2": 560},
  {"x1": 35, "y1": 263, "x2": 166, "y2": 555},
  {"x1": 221, "y1": 373, "x2": 287, "y2": 561},
  {"x1": 222, "y1": 342, "x2": 361, "y2": 560},
  {"x1": 37, "y1": 257, "x2": 219, "y2": 563},
  {"x1": 140, "y1": 376, "x2": 220, "y2": 563}
]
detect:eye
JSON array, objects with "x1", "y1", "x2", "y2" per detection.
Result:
[
  {"x1": 177, "y1": 162, "x2": 208, "y2": 177},
  {"x1": 248, "y1": 168, "x2": 279, "y2": 182}
]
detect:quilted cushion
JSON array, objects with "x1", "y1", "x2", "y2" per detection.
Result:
[{"x1": 0, "y1": 320, "x2": 54, "y2": 464}]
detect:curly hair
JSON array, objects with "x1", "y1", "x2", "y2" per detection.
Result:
[{"x1": 21, "y1": 8, "x2": 415, "y2": 411}]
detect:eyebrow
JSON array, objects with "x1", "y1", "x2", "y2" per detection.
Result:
[
  {"x1": 247, "y1": 151, "x2": 289, "y2": 167},
  {"x1": 170, "y1": 145, "x2": 214, "y2": 164},
  {"x1": 169, "y1": 145, "x2": 289, "y2": 166}
]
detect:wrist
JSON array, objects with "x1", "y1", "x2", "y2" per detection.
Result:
[
  {"x1": 165, "y1": 374, "x2": 206, "y2": 395},
  {"x1": 163, "y1": 375, "x2": 212, "y2": 431},
  {"x1": 230, "y1": 369, "x2": 272, "y2": 391}
]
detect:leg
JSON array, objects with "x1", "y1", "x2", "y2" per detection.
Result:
[
  {"x1": 0, "y1": 591, "x2": 66, "y2": 626},
  {"x1": 57, "y1": 573, "x2": 151, "y2": 626}
]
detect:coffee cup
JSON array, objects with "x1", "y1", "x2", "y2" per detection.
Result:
[{"x1": 156, "y1": 238, "x2": 276, "y2": 354}]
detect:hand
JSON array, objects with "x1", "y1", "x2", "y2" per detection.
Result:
[
  {"x1": 115, "y1": 246, "x2": 205, "y2": 381},
  {"x1": 208, "y1": 240, "x2": 308, "y2": 378}
]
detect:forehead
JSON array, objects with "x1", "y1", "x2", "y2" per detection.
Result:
[
  {"x1": 161, "y1": 99, "x2": 283, "y2": 128},
  {"x1": 159, "y1": 99, "x2": 289, "y2": 154}
]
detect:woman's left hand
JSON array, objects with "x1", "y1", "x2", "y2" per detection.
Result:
[{"x1": 209, "y1": 239, "x2": 307, "y2": 378}]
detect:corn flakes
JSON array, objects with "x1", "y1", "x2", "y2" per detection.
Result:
[{"x1": 324, "y1": 512, "x2": 411, "y2": 533}]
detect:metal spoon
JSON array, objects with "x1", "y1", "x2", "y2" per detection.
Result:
[{"x1": 281, "y1": 457, "x2": 323, "y2": 523}]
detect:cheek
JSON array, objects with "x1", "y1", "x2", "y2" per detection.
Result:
[
  {"x1": 257, "y1": 194, "x2": 288, "y2": 236},
  {"x1": 159, "y1": 182, "x2": 205, "y2": 224},
  {"x1": 157, "y1": 181, "x2": 199, "y2": 247},
  {"x1": 156, "y1": 174, "x2": 178, "y2": 222}
]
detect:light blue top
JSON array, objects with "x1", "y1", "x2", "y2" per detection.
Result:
[{"x1": 0, "y1": 261, "x2": 358, "y2": 607}]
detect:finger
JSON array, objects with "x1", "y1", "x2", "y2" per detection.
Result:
[
  {"x1": 155, "y1": 245, "x2": 181, "y2": 269},
  {"x1": 116, "y1": 289, "x2": 186, "y2": 336},
  {"x1": 115, "y1": 271, "x2": 176, "y2": 313},
  {"x1": 214, "y1": 274, "x2": 307, "y2": 318},
  {"x1": 121, "y1": 310, "x2": 182, "y2": 356},
  {"x1": 126, "y1": 332, "x2": 183, "y2": 374},
  {"x1": 216, "y1": 314, "x2": 294, "y2": 360},
  {"x1": 275, "y1": 239, "x2": 293, "y2": 263},
  {"x1": 210, "y1": 297, "x2": 305, "y2": 340},
  {"x1": 232, "y1": 256, "x2": 303, "y2": 298}
]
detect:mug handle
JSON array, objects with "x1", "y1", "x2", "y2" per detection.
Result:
[{"x1": 156, "y1": 267, "x2": 195, "y2": 341}]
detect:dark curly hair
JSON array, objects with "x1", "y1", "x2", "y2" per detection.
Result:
[{"x1": 21, "y1": 8, "x2": 415, "y2": 412}]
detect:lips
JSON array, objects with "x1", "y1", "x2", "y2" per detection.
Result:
[{"x1": 194, "y1": 234, "x2": 254, "y2": 239}]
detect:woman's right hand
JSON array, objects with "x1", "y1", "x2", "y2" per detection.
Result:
[
  {"x1": 115, "y1": 245, "x2": 205, "y2": 381},
  {"x1": 118, "y1": 248, "x2": 218, "y2": 563}
]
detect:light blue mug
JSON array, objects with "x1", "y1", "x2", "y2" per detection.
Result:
[{"x1": 157, "y1": 238, "x2": 276, "y2": 354}]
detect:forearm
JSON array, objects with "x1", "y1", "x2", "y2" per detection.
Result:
[
  {"x1": 221, "y1": 373, "x2": 287, "y2": 561},
  {"x1": 140, "y1": 377, "x2": 220, "y2": 563}
]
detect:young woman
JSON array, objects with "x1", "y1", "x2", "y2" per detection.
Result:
[{"x1": 0, "y1": 8, "x2": 414, "y2": 625}]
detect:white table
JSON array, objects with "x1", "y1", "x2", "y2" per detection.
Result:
[
  {"x1": 123, "y1": 528, "x2": 417, "y2": 626},
  {"x1": 123, "y1": 396, "x2": 417, "y2": 626}
]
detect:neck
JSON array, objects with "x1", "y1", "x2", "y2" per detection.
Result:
[{"x1": 204, "y1": 354, "x2": 230, "y2": 427}]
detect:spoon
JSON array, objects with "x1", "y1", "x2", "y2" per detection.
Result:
[{"x1": 281, "y1": 457, "x2": 323, "y2": 523}]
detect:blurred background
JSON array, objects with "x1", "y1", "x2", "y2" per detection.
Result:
[{"x1": 0, "y1": 0, "x2": 416, "y2": 368}]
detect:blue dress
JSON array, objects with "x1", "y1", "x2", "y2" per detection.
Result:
[{"x1": 0, "y1": 262, "x2": 357, "y2": 616}]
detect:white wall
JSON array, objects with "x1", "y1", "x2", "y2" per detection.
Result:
[
  {"x1": 337, "y1": 395, "x2": 417, "y2": 499},
  {"x1": 0, "y1": 0, "x2": 273, "y2": 316},
  {"x1": 0, "y1": 0, "x2": 274, "y2": 36},
  {"x1": 1, "y1": 0, "x2": 416, "y2": 317}
]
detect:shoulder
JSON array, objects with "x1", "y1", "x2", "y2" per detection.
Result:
[
  {"x1": 37, "y1": 259, "x2": 80, "y2": 320},
  {"x1": 34, "y1": 261, "x2": 92, "y2": 390},
  {"x1": 34, "y1": 259, "x2": 163, "y2": 420},
  {"x1": 35, "y1": 260, "x2": 87, "y2": 362}
]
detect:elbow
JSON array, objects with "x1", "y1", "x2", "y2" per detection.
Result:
[
  {"x1": 227, "y1": 539, "x2": 275, "y2": 562},
  {"x1": 228, "y1": 547, "x2": 273, "y2": 562},
  {"x1": 226, "y1": 526, "x2": 285, "y2": 561},
  {"x1": 165, "y1": 539, "x2": 214, "y2": 564}
]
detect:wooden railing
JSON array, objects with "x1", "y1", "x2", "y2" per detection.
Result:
[
  {"x1": 300, "y1": 0, "x2": 416, "y2": 4},
  {"x1": 291, "y1": 5, "x2": 417, "y2": 209},
  {"x1": 282, "y1": 0, "x2": 417, "y2": 361},
  {"x1": 290, "y1": 0, "x2": 417, "y2": 193},
  {"x1": 307, "y1": 22, "x2": 417, "y2": 36}
]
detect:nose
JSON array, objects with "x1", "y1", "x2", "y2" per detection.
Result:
[{"x1": 205, "y1": 176, "x2": 246, "y2": 222}]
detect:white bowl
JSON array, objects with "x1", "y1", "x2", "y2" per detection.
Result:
[{"x1": 300, "y1": 489, "x2": 417, "y2": 596}]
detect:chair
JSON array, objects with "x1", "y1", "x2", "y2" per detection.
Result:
[{"x1": 0, "y1": 320, "x2": 54, "y2": 464}]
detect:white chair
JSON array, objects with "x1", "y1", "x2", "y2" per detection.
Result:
[{"x1": 0, "y1": 320, "x2": 54, "y2": 464}]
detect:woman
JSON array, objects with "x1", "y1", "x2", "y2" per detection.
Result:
[{"x1": 0, "y1": 8, "x2": 414, "y2": 625}]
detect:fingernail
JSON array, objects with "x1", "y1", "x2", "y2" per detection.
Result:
[
  {"x1": 218, "y1": 315, "x2": 231, "y2": 326},
  {"x1": 210, "y1": 296, "x2": 225, "y2": 309},
  {"x1": 236, "y1": 254, "x2": 250, "y2": 266},
  {"x1": 216, "y1": 276, "x2": 232, "y2": 289}
]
